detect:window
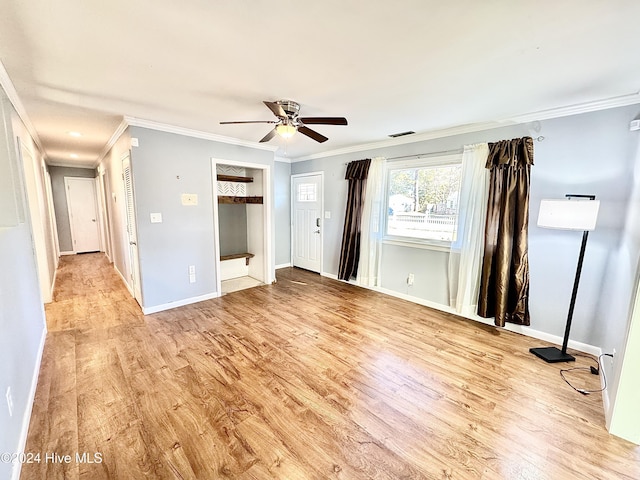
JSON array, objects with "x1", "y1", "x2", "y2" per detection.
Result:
[
  {"x1": 385, "y1": 155, "x2": 462, "y2": 244},
  {"x1": 297, "y1": 183, "x2": 317, "y2": 202}
]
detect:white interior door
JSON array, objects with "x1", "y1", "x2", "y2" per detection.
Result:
[
  {"x1": 123, "y1": 155, "x2": 143, "y2": 304},
  {"x1": 292, "y1": 173, "x2": 323, "y2": 273},
  {"x1": 65, "y1": 177, "x2": 101, "y2": 253}
]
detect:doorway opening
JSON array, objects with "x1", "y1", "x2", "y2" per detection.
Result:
[{"x1": 212, "y1": 159, "x2": 273, "y2": 295}]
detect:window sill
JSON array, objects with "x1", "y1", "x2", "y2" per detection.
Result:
[{"x1": 382, "y1": 238, "x2": 451, "y2": 253}]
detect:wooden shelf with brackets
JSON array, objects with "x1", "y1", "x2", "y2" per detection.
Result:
[
  {"x1": 218, "y1": 196, "x2": 263, "y2": 204},
  {"x1": 220, "y1": 252, "x2": 255, "y2": 265},
  {"x1": 216, "y1": 174, "x2": 254, "y2": 183}
]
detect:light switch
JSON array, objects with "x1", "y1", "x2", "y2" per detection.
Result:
[
  {"x1": 324, "y1": 211, "x2": 331, "y2": 219},
  {"x1": 150, "y1": 213, "x2": 162, "y2": 223},
  {"x1": 181, "y1": 194, "x2": 198, "y2": 206},
  {"x1": 131, "y1": 137, "x2": 139, "y2": 147}
]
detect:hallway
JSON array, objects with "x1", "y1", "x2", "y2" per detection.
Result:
[
  {"x1": 21, "y1": 254, "x2": 640, "y2": 479},
  {"x1": 21, "y1": 254, "x2": 146, "y2": 479},
  {"x1": 46, "y1": 254, "x2": 143, "y2": 331}
]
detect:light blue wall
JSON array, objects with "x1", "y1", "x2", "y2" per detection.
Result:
[
  {"x1": 129, "y1": 126, "x2": 274, "y2": 309},
  {"x1": 218, "y1": 204, "x2": 248, "y2": 256},
  {"x1": 0, "y1": 87, "x2": 47, "y2": 480},
  {"x1": 274, "y1": 160, "x2": 291, "y2": 266},
  {"x1": 597, "y1": 132, "x2": 640, "y2": 412},
  {"x1": 380, "y1": 244, "x2": 450, "y2": 304},
  {"x1": 292, "y1": 104, "x2": 640, "y2": 351}
]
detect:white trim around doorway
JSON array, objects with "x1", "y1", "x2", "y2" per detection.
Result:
[{"x1": 211, "y1": 158, "x2": 274, "y2": 295}]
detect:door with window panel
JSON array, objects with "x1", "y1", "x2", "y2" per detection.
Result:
[{"x1": 292, "y1": 174, "x2": 322, "y2": 272}]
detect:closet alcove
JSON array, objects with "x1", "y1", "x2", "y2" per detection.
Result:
[{"x1": 216, "y1": 164, "x2": 266, "y2": 294}]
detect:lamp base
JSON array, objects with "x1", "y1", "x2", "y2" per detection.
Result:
[{"x1": 529, "y1": 346, "x2": 575, "y2": 363}]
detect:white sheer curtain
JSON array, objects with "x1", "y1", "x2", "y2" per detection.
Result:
[
  {"x1": 357, "y1": 156, "x2": 385, "y2": 287},
  {"x1": 449, "y1": 143, "x2": 490, "y2": 316}
]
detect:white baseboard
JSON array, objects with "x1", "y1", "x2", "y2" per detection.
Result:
[
  {"x1": 601, "y1": 355, "x2": 612, "y2": 428},
  {"x1": 12, "y1": 326, "x2": 47, "y2": 480},
  {"x1": 276, "y1": 263, "x2": 292, "y2": 269},
  {"x1": 114, "y1": 265, "x2": 134, "y2": 297},
  {"x1": 59, "y1": 251, "x2": 75, "y2": 256},
  {"x1": 48, "y1": 268, "x2": 58, "y2": 302},
  {"x1": 142, "y1": 291, "x2": 220, "y2": 315},
  {"x1": 320, "y1": 271, "x2": 601, "y2": 356}
]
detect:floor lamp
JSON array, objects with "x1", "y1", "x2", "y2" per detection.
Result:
[{"x1": 530, "y1": 194, "x2": 600, "y2": 363}]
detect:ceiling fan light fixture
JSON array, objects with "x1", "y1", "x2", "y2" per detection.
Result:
[
  {"x1": 276, "y1": 123, "x2": 296, "y2": 138},
  {"x1": 221, "y1": 99, "x2": 346, "y2": 143}
]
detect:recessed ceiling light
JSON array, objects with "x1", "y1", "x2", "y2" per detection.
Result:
[
  {"x1": 68, "y1": 131, "x2": 82, "y2": 137},
  {"x1": 70, "y1": 153, "x2": 79, "y2": 158}
]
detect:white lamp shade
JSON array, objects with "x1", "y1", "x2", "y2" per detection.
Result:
[{"x1": 537, "y1": 199, "x2": 600, "y2": 231}]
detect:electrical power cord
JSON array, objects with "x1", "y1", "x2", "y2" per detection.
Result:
[{"x1": 559, "y1": 353, "x2": 614, "y2": 395}]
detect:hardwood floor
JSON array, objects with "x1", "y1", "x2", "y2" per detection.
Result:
[{"x1": 22, "y1": 253, "x2": 639, "y2": 479}]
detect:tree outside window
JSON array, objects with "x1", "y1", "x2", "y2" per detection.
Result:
[{"x1": 386, "y1": 162, "x2": 462, "y2": 242}]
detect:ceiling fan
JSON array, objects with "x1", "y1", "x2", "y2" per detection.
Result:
[{"x1": 220, "y1": 100, "x2": 347, "y2": 143}]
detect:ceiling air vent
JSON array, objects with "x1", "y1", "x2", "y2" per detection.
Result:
[{"x1": 388, "y1": 131, "x2": 415, "y2": 138}]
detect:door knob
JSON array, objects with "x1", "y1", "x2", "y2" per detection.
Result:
[
  {"x1": 314, "y1": 229, "x2": 320, "y2": 234},
  {"x1": 130, "y1": 241, "x2": 137, "y2": 246},
  {"x1": 92, "y1": 219, "x2": 96, "y2": 222}
]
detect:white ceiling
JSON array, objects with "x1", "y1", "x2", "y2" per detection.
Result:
[{"x1": 1, "y1": 1, "x2": 639, "y2": 167}]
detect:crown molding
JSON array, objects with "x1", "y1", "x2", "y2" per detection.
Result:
[
  {"x1": 292, "y1": 91, "x2": 640, "y2": 163},
  {"x1": 47, "y1": 160, "x2": 97, "y2": 169},
  {"x1": 504, "y1": 91, "x2": 640, "y2": 124},
  {"x1": 124, "y1": 116, "x2": 279, "y2": 152},
  {"x1": 274, "y1": 156, "x2": 291, "y2": 164},
  {"x1": 291, "y1": 121, "x2": 503, "y2": 162},
  {"x1": 0, "y1": 60, "x2": 46, "y2": 156},
  {"x1": 94, "y1": 118, "x2": 128, "y2": 167}
]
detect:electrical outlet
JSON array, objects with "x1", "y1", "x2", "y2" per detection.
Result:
[
  {"x1": 189, "y1": 274, "x2": 196, "y2": 284},
  {"x1": 407, "y1": 273, "x2": 415, "y2": 286},
  {"x1": 6, "y1": 387, "x2": 13, "y2": 417},
  {"x1": 188, "y1": 265, "x2": 196, "y2": 275}
]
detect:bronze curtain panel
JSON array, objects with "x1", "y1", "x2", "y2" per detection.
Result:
[
  {"x1": 478, "y1": 137, "x2": 534, "y2": 326},
  {"x1": 338, "y1": 159, "x2": 371, "y2": 281}
]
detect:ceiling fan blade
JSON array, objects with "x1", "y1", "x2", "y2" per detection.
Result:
[
  {"x1": 298, "y1": 126, "x2": 328, "y2": 143},
  {"x1": 263, "y1": 101, "x2": 287, "y2": 118},
  {"x1": 220, "y1": 120, "x2": 276, "y2": 124},
  {"x1": 299, "y1": 117, "x2": 348, "y2": 126},
  {"x1": 259, "y1": 128, "x2": 277, "y2": 143}
]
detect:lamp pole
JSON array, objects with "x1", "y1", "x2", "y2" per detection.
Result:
[{"x1": 560, "y1": 228, "x2": 589, "y2": 355}]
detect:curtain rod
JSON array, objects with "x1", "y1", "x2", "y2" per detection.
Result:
[
  {"x1": 344, "y1": 136, "x2": 545, "y2": 164},
  {"x1": 386, "y1": 148, "x2": 462, "y2": 162}
]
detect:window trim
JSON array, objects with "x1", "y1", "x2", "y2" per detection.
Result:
[{"x1": 383, "y1": 153, "x2": 463, "y2": 248}]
